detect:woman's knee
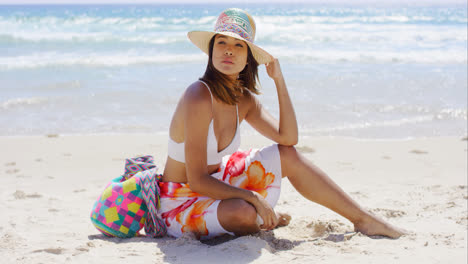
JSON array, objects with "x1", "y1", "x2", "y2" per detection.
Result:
[{"x1": 218, "y1": 199, "x2": 258, "y2": 232}]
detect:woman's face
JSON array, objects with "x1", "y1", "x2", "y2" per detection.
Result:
[{"x1": 212, "y1": 35, "x2": 248, "y2": 79}]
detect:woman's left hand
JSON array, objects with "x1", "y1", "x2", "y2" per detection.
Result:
[{"x1": 265, "y1": 58, "x2": 284, "y2": 81}]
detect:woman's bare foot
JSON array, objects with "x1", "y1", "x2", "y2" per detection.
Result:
[
  {"x1": 354, "y1": 214, "x2": 406, "y2": 239},
  {"x1": 275, "y1": 212, "x2": 291, "y2": 228}
]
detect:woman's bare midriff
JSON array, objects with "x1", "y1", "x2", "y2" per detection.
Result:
[{"x1": 161, "y1": 156, "x2": 221, "y2": 183}]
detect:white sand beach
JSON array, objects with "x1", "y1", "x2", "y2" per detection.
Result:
[{"x1": 0, "y1": 134, "x2": 466, "y2": 263}]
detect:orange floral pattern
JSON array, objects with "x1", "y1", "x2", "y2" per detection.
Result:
[
  {"x1": 178, "y1": 198, "x2": 215, "y2": 238},
  {"x1": 229, "y1": 161, "x2": 275, "y2": 198}
]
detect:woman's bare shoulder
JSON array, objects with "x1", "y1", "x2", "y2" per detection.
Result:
[
  {"x1": 180, "y1": 81, "x2": 213, "y2": 120},
  {"x1": 238, "y1": 89, "x2": 260, "y2": 122},
  {"x1": 240, "y1": 89, "x2": 260, "y2": 108},
  {"x1": 183, "y1": 81, "x2": 212, "y2": 104}
]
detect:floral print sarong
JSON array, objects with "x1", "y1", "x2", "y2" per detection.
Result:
[{"x1": 157, "y1": 144, "x2": 282, "y2": 239}]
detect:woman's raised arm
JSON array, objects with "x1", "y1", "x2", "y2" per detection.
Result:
[{"x1": 245, "y1": 58, "x2": 298, "y2": 146}]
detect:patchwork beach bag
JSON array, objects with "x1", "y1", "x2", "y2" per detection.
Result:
[{"x1": 90, "y1": 156, "x2": 167, "y2": 238}]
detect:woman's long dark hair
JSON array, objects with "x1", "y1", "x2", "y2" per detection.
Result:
[{"x1": 200, "y1": 35, "x2": 260, "y2": 105}]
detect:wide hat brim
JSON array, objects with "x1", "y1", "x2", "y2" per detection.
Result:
[{"x1": 188, "y1": 31, "x2": 274, "y2": 65}]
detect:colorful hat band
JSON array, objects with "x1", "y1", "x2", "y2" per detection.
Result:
[{"x1": 214, "y1": 10, "x2": 255, "y2": 43}]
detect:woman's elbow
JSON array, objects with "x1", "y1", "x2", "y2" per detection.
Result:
[
  {"x1": 187, "y1": 179, "x2": 203, "y2": 194},
  {"x1": 286, "y1": 139, "x2": 298, "y2": 146},
  {"x1": 186, "y1": 177, "x2": 211, "y2": 195},
  {"x1": 279, "y1": 136, "x2": 298, "y2": 146}
]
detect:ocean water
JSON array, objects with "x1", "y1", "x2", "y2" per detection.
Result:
[{"x1": 0, "y1": 4, "x2": 466, "y2": 138}]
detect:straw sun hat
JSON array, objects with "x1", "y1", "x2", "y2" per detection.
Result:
[{"x1": 187, "y1": 8, "x2": 273, "y2": 65}]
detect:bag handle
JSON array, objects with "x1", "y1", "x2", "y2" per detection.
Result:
[{"x1": 124, "y1": 156, "x2": 167, "y2": 237}]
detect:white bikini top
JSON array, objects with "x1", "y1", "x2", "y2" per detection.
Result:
[{"x1": 167, "y1": 80, "x2": 241, "y2": 165}]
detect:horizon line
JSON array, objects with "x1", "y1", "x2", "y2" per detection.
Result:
[{"x1": 0, "y1": 0, "x2": 466, "y2": 5}]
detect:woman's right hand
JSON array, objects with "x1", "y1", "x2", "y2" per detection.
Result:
[{"x1": 250, "y1": 191, "x2": 278, "y2": 230}]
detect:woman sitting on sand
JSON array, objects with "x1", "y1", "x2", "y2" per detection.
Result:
[{"x1": 157, "y1": 8, "x2": 405, "y2": 240}]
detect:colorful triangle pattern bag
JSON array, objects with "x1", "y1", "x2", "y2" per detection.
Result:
[{"x1": 90, "y1": 155, "x2": 167, "y2": 238}]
